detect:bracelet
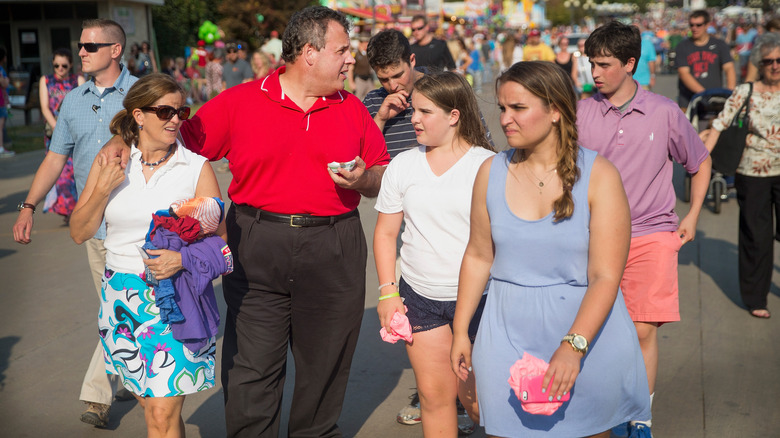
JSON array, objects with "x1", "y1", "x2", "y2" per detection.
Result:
[
  {"x1": 377, "y1": 281, "x2": 396, "y2": 291},
  {"x1": 378, "y1": 292, "x2": 400, "y2": 301}
]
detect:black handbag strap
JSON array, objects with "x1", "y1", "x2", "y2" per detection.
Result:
[{"x1": 730, "y1": 82, "x2": 752, "y2": 127}]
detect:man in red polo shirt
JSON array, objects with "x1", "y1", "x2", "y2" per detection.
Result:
[{"x1": 102, "y1": 6, "x2": 389, "y2": 437}]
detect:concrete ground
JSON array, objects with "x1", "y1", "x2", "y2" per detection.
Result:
[{"x1": 0, "y1": 73, "x2": 778, "y2": 437}]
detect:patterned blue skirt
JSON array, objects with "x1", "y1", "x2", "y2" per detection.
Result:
[{"x1": 99, "y1": 269, "x2": 216, "y2": 397}]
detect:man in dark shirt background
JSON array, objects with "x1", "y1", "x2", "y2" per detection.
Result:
[
  {"x1": 409, "y1": 14, "x2": 455, "y2": 72},
  {"x1": 675, "y1": 9, "x2": 735, "y2": 109}
]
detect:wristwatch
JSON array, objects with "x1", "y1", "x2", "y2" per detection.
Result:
[
  {"x1": 17, "y1": 202, "x2": 36, "y2": 214},
  {"x1": 562, "y1": 333, "x2": 588, "y2": 355}
]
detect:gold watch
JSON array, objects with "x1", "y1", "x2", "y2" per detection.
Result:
[{"x1": 562, "y1": 333, "x2": 588, "y2": 355}]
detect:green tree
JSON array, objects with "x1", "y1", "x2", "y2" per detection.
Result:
[
  {"x1": 217, "y1": 0, "x2": 317, "y2": 51},
  {"x1": 152, "y1": 0, "x2": 222, "y2": 59}
]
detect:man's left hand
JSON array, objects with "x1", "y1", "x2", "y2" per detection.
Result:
[
  {"x1": 676, "y1": 214, "x2": 697, "y2": 245},
  {"x1": 328, "y1": 156, "x2": 367, "y2": 190}
]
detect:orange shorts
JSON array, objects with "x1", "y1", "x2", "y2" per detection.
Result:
[{"x1": 620, "y1": 231, "x2": 682, "y2": 324}]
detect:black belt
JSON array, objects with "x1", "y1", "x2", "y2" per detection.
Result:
[{"x1": 236, "y1": 204, "x2": 358, "y2": 227}]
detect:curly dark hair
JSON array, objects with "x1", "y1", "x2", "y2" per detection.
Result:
[
  {"x1": 281, "y1": 6, "x2": 351, "y2": 64},
  {"x1": 367, "y1": 29, "x2": 412, "y2": 70},
  {"x1": 584, "y1": 21, "x2": 641, "y2": 75}
]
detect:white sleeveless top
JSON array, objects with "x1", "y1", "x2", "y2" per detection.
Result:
[{"x1": 104, "y1": 140, "x2": 208, "y2": 274}]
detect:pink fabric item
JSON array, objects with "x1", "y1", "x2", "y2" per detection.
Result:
[
  {"x1": 508, "y1": 352, "x2": 565, "y2": 416},
  {"x1": 379, "y1": 307, "x2": 413, "y2": 344}
]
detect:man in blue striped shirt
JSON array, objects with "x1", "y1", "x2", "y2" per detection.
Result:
[
  {"x1": 12, "y1": 19, "x2": 137, "y2": 428},
  {"x1": 363, "y1": 30, "x2": 492, "y2": 160},
  {"x1": 362, "y1": 29, "x2": 423, "y2": 158}
]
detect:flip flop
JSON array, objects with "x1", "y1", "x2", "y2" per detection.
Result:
[{"x1": 749, "y1": 309, "x2": 771, "y2": 319}]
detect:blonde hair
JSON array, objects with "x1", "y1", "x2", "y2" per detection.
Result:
[
  {"x1": 109, "y1": 73, "x2": 185, "y2": 146},
  {"x1": 414, "y1": 71, "x2": 494, "y2": 152},
  {"x1": 497, "y1": 61, "x2": 579, "y2": 221}
]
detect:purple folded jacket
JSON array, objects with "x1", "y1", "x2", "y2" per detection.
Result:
[{"x1": 151, "y1": 229, "x2": 232, "y2": 351}]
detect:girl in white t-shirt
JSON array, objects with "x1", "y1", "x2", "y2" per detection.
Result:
[{"x1": 374, "y1": 71, "x2": 494, "y2": 436}]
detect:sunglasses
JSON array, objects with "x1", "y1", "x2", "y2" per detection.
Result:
[
  {"x1": 78, "y1": 42, "x2": 116, "y2": 53},
  {"x1": 411, "y1": 25, "x2": 426, "y2": 32},
  {"x1": 227, "y1": 49, "x2": 237, "y2": 54},
  {"x1": 760, "y1": 57, "x2": 780, "y2": 67},
  {"x1": 141, "y1": 105, "x2": 191, "y2": 120},
  {"x1": 53, "y1": 64, "x2": 69, "y2": 69},
  {"x1": 689, "y1": 22, "x2": 706, "y2": 28}
]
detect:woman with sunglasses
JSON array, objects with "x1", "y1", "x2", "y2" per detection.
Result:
[
  {"x1": 703, "y1": 32, "x2": 780, "y2": 319},
  {"x1": 70, "y1": 73, "x2": 224, "y2": 437},
  {"x1": 38, "y1": 48, "x2": 85, "y2": 223},
  {"x1": 374, "y1": 71, "x2": 494, "y2": 437}
]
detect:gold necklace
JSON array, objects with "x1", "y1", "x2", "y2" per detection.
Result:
[
  {"x1": 523, "y1": 161, "x2": 556, "y2": 192},
  {"x1": 510, "y1": 151, "x2": 556, "y2": 195}
]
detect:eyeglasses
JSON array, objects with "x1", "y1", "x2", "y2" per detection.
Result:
[
  {"x1": 760, "y1": 57, "x2": 780, "y2": 67},
  {"x1": 689, "y1": 22, "x2": 706, "y2": 28},
  {"x1": 53, "y1": 64, "x2": 69, "y2": 69},
  {"x1": 140, "y1": 105, "x2": 191, "y2": 121},
  {"x1": 78, "y1": 42, "x2": 116, "y2": 53},
  {"x1": 411, "y1": 25, "x2": 426, "y2": 32}
]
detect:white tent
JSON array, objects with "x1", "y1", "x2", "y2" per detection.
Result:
[{"x1": 718, "y1": 5, "x2": 762, "y2": 18}]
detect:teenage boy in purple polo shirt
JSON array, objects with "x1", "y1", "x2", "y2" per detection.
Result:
[{"x1": 577, "y1": 21, "x2": 711, "y2": 438}]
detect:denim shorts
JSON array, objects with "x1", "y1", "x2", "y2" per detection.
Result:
[
  {"x1": 0, "y1": 106, "x2": 7, "y2": 119},
  {"x1": 398, "y1": 277, "x2": 486, "y2": 342}
]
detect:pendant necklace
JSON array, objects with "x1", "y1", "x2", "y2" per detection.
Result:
[
  {"x1": 523, "y1": 161, "x2": 556, "y2": 194},
  {"x1": 510, "y1": 151, "x2": 556, "y2": 195},
  {"x1": 139, "y1": 145, "x2": 174, "y2": 171}
]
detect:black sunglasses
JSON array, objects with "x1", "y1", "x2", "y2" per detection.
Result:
[
  {"x1": 141, "y1": 105, "x2": 191, "y2": 120},
  {"x1": 689, "y1": 22, "x2": 706, "y2": 28},
  {"x1": 227, "y1": 49, "x2": 237, "y2": 53},
  {"x1": 78, "y1": 42, "x2": 116, "y2": 53},
  {"x1": 53, "y1": 64, "x2": 69, "y2": 69},
  {"x1": 411, "y1": 25, "x2": 426, "y2": 32},
  {"x1": 760, "y1": 57, "x2": 780, "y2": 67}
]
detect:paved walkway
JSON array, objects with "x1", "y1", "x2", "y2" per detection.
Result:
[{"x1": 0, "y1": 74, "x2": 778, "y2": 437}]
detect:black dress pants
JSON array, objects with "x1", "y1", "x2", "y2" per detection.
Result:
[
  {"x1": 221, "y1": 204, "x2": 367, "y2": 437},
  {"x1": 735, "y1": 173, "x2": 780, "y2": 310}
]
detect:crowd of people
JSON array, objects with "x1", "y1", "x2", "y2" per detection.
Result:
[{"x1": 5, "y1": 4, "x2": 780, "y2": 438}]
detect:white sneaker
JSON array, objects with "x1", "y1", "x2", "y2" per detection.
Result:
[{"x1": 0, "y1": 147, "x2": 15, "y2": 158}]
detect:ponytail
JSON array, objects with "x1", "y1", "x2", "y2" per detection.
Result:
[{"x1": 109, "y1": 108, "x2": 139, "y2": 147}]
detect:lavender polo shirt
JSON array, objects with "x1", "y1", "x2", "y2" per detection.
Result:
[{"x1": 576, "y1": 83, "x2": 709, "y2": 237}]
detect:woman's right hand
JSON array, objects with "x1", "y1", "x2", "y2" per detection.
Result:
[
  {"x1": 96, "y1": 156, "x2": 126, "y2": 195},
  {"x1": 451, "y1": 334, "x2": 473, "y2": 382},
  {"x1": 377, "y1": 295, "x2": 406, "y2": 335}
]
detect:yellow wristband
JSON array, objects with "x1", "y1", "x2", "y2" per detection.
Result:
[{"x1": 378, "y1": 292, "x2": 400, "y2": 301}]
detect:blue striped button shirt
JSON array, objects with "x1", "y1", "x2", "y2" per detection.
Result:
[
  {"x1": 49, "y1": 65, "x2": 138, "y2": 239},
  {"x1": 361, "y1": 69, "x2": 493, "y2": 159}
]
